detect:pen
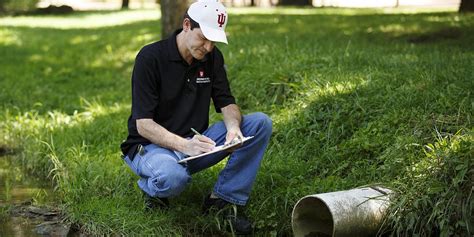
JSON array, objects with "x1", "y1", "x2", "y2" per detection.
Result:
[
  {"x1": 191, "y1": 128, "x2": 216, "y2": 147},
  {"x1": 191, "y1": 127, "x2": 202, "y2": 136}
]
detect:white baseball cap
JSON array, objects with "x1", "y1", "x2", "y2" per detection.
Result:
[{"x1": 187, "y1": 0, "x2": 228, "y2": 44}]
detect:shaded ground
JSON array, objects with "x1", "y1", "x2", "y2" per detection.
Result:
[
  {"x1": 2, "y1": 203, "x2": 75, "y2": 236},
  {"x1": 0, "y1": 154, "x2": 79, "y2": 236}
]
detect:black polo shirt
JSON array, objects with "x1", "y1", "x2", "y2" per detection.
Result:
[{"x1": 120, "y1": 30, "x2": 236, "y2": 158}]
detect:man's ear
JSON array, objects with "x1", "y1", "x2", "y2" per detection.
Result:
[{"x1": 182, "y1": 18, "x2": 191, "y2": 32}]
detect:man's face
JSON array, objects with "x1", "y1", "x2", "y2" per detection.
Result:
[{"x1": 185, "y1": 28, "x2": 215, "y2": 60}]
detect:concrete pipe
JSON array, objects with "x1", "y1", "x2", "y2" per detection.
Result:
[{"x1": 291, "y1": 186, "x2": 392, "y2": 237}]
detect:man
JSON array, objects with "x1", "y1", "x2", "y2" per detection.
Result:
[{"x1": 120, "y1": 0, "x2": 272, "y2": 234}]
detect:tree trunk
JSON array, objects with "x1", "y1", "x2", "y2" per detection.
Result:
[
  {"x1": 122, "y1": 0, "x2": 130, "y2": 9},
  {"x1": 251, "y1": 0, "x2": 256, "y2": 6},
  {"x1": 278, "y1": 0, "x2": 312, "y2": 6},
  {"x1": 161, "y1": 0, "x2": 190, "y2": 38},
  {"x1": 459, "y1": 0, "x2": 474, "y2": 12}
]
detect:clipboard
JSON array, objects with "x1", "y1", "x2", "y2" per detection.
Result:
[{"x1": 178, "y1": 136, "x2": 254, "y2": 163}]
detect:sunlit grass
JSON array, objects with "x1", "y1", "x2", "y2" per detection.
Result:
[
  {"x1": 380, "y1": 6, "x2": 459, "y2": 13},
  {"x1": 228, "y1": 6, "x2": 459, "y2": 15},
  {"x1": 0, "y1": 28, "x2": 21, "y2": 46},
  {"x1": 0, "y1": 9, "x2": 160, "y2": 29}
]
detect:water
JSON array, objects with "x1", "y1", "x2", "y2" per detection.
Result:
[{"x1": 0, "y1": 155, "x2": 58, "y2": 236}]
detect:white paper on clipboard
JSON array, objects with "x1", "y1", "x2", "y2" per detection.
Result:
[{"x1": 178, "y1": 136, "x2": 254, "y2": 163}]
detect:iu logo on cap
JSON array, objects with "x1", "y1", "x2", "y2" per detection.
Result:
[
  {"x1": 217, "y1": 13, "x2": 226, "y2": 27},
  {"x1": 199, "y1": 70, "x2": 204, "y2": 77}
]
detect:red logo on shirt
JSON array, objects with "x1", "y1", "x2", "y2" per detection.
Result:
[
  {"x1": 217, "y1": 13, "x2": 226, "y2": 27},
  {"x1": 199, "y1": 70, "x2": 204, "y2": 77}
]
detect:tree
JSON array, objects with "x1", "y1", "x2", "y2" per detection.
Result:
[
  {"x1": 161, "y1": 0, "x2": 190, "y2": 38},
  {"x1": 459, "y1": 0, "x2": 474, "y2": 12},
  {"x1": 0, "y1": 0, "x2": 39, "y2": 13},
  {"x1": 122, "y1": 0, "x2": 129, "y2": 9}
]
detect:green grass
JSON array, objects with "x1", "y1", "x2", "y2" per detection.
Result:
[
  {"x1": 0, "y1": 205, "x2": 10, "y2": 220},
  {"x1": 0, "y1": 8, "x2": 473, "y2": 236}
]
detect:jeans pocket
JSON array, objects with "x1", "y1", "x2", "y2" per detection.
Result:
[{"x1": 124, "y1": 156, "x2": 140, "y2": 176}]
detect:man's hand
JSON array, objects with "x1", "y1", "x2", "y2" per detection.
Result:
[
  {"x1": 224, "y1": 127, "x2": 244, "y2": 152},
  {"x1": 225, "y1": 127, "x2": 243, "y2": 145},
  {"x1": 221, "y1": 104, "x2": 243, "y2": 152},
  {"x1": 183, "y1": 135, "x2": 216, "y2": 156}
]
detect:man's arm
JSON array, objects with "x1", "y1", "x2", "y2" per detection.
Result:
[
  {"x1": 136, "y1": 119, "x2": 215, "y2": 156},
  {"x1": 221, "y1": 104, "x2": 244, "y2": 145}
]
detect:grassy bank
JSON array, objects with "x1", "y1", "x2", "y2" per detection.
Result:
[{"x1": 0, "y1": 8, "x2": 473, "y2": 235}]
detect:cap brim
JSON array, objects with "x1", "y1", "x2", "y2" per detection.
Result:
[{"x1": 200, "y1": 25, "x2": 228, "y2": 44}]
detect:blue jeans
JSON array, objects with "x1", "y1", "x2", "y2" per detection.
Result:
[{"x1": 124, "y1": 112, "x2": 272, "y2": 205}]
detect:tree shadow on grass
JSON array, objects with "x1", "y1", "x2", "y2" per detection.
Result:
[
  {"x1": 1, "y1": 10, "x2": 471, "y2": 115},
  {"x1": 251, "y1": 43, "x2": 472, "y2": 233}
]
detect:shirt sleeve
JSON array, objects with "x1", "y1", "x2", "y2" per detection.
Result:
[
  {"x1": 131, "y1": 55, "x2": 160, "y2": 119},
  {"x1": 212, "y1": 49, "x2": 236, "y2": 113}
]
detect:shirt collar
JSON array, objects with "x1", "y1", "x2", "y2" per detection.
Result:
[
  {"x1": 168, "y1": 29, "x2": 209, "y2": 63},
  {"x1": 168, "y1": 29, "x2": 183, "y2": 62}
]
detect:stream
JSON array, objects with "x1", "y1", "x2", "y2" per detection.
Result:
[{"x1": 0, "y1": 153, "x2": 78, "y2": 236}]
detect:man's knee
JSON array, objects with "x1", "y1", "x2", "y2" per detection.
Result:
[
  {"x1": 252, "y1": 112, "x2": 272, "y2": 135},
  {"x1": 165, "y1": 169, "x2": 190, "y2": 196},
  {"x1": 150, "y1": 165, "x2": 190, "y2": 197}
]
